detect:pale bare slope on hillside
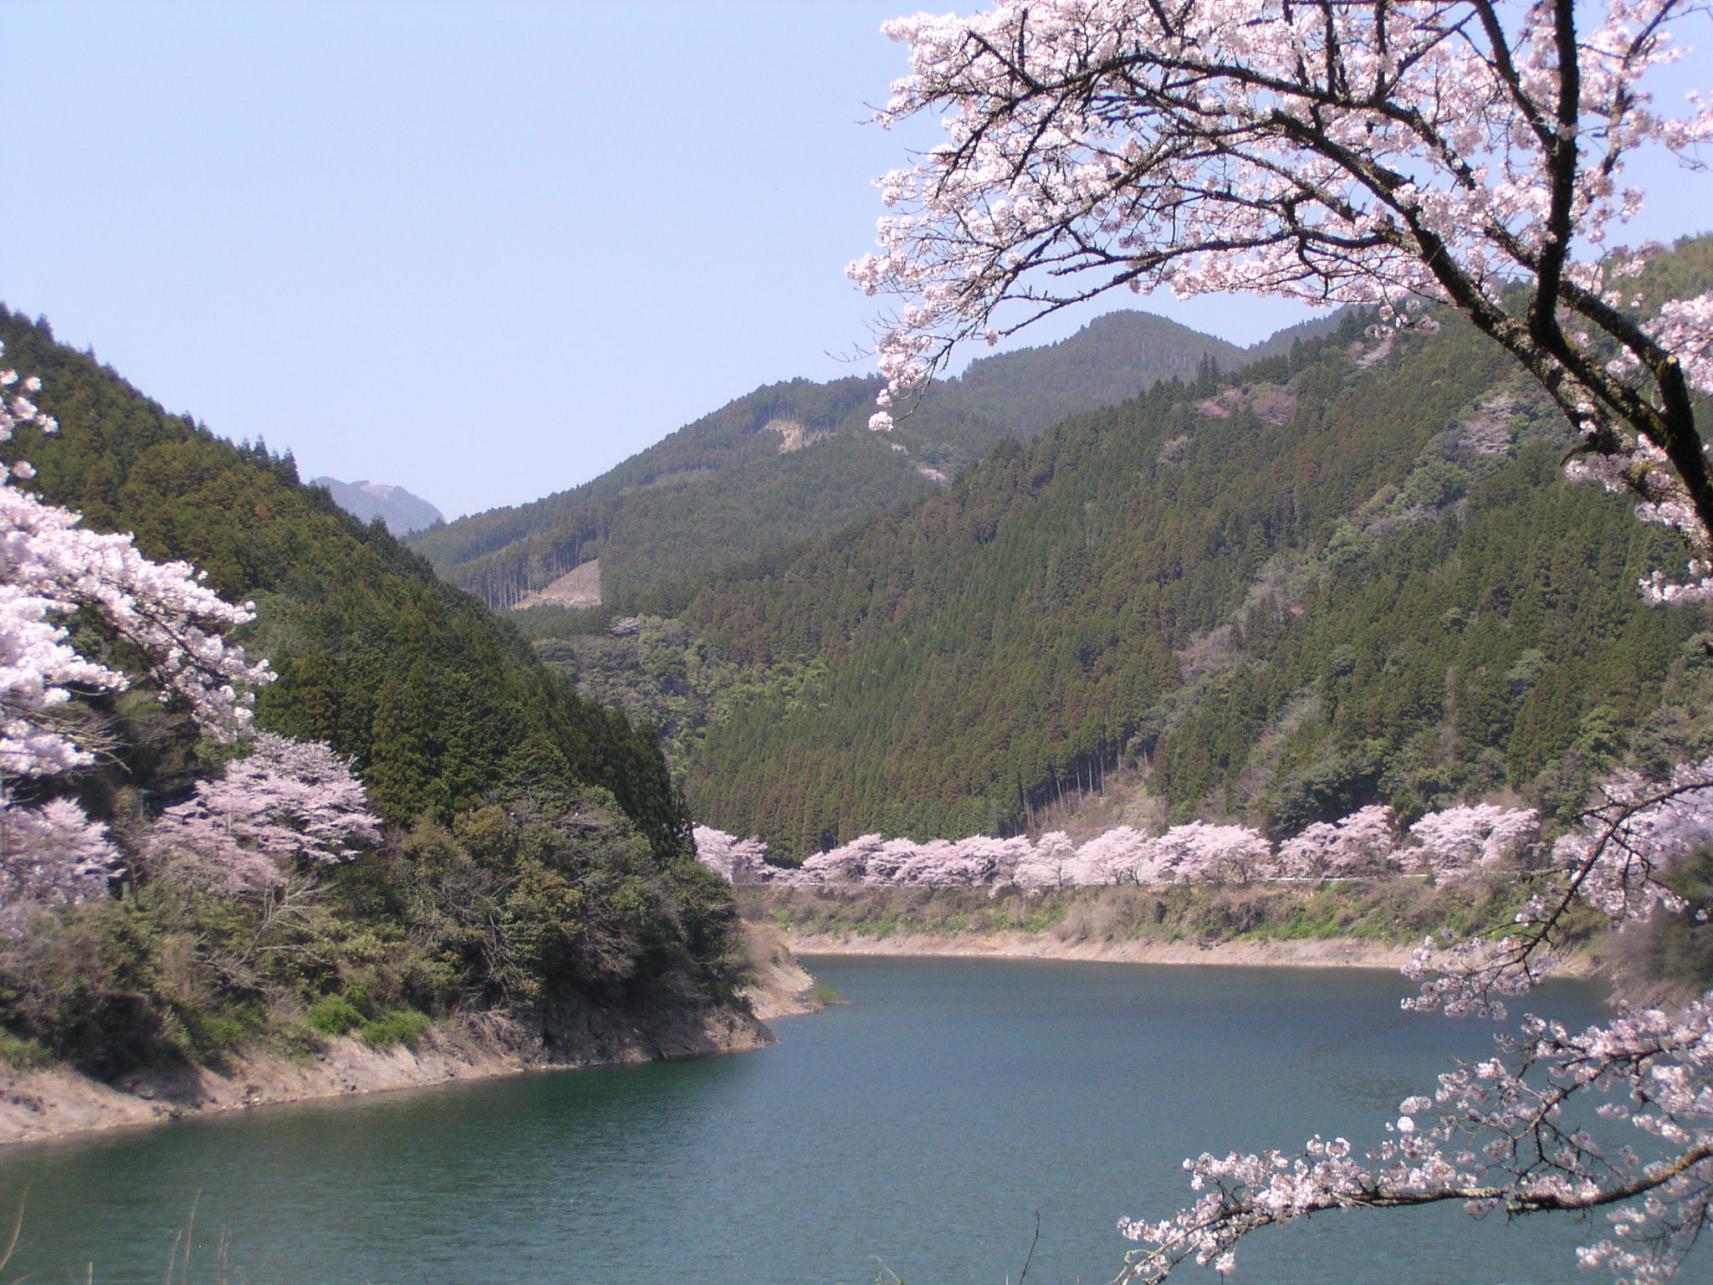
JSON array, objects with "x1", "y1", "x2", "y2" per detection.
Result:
[{"x1": 513, "y1": 557, "x2": 601, "y2": 609}]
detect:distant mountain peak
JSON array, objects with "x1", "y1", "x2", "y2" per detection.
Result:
[{"x1": 312, "y1": 476, "x2": 444, "y2": 536}]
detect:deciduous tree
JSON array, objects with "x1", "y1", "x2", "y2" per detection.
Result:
[
  {"x1": 851, "y1": 0, "x2": 1713, "y2": 601},
  {"x1": 147, "y1": 733, "x2": 381, "y2": 892},
  {"x1": 0, "y1": 344, "x2": 269, "y2": 916}
]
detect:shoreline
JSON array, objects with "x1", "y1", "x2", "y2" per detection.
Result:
[
  {"x1": 0, "y1": 928, "x2": 1597, "y2": 1149},
  {"x1": 782, "y1": 929, "x2": 1602, "y2": 976},
  {"x1": 0, "y1": 1002, "x2": 777, "y2": 1150},
  {"x1": 741, "y1": 921, "x2": 825, "y2": 1020},
  {"x1": 0, "y1": 924, "x2": 824, "y2": 1150}
]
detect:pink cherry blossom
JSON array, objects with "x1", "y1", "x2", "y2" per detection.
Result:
[
  {"x1": 147, "y1": 733, "x2": 381, "y2": 892},
  {"x1": 0, "y1": 346, "x2": 272, "y2": 915},
  {"x1": 0, "y1": 796, "x2": 117, "y2": 928},
  {"x1": 855, "y1": 0, "x2": 1713, "y2": 600},
  {"x1": 692, "y1": 824, "x2": 776, "y2": 885},
  {"x1": 1126, "y1": 756, "x2": 1713, "y2": 1282},
  {"x1": 1400, "y1": 803, "x2": 1541, "y2": 882},
  {"x1": 1278, "y1": 805, "x2": 1397, "y2": 880},
  {"x1": 1150, "y1": 821, "x2": 1275, "y2": 884}
]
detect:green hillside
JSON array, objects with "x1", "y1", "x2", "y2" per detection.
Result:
[
  {"x1": 0, "y1": 308, "x2": 745, "y2": 1076},
  {"x1": 408, "y1": 311, "x2": 1289, "y2": 611},
  {"x1": 655, "y1": 299, "x2": 1711, "y2": 858},
  {"x1": 0, "y1": 309, "x2": 684, "y2": 852}
]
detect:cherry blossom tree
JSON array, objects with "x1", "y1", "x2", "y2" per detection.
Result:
[
  {"x1": 955, "y1": 832, "x2": 1035, "y2": 883},
  {"x1": 147, "y1": 733, "x2": 381, "y2": 893},
  {"x1": 1400, "y1": 802, "x2": 1542, "y2": 881},
  {"x1": 798, "y1": 832, "x2": 888, "y2": 884},
  {"x1": 1072, "y1": 825, "x2": 1153, "y2": 884},
  {"x1": 1121, "y1": 756, "x2": 1713, "y2": 1282},
  {"x1": 693, "y1": 824, "x2": 777, "y2": 885},
  {"x1": 863, "y1": 836, "x2": 999, "y2": 885},
  {"x1": 1277, "y1": 804, "x2": 1398, "y2": 880},
  {"x1": 852, "y1": 0, "x2": 1713, "y2": 600},
  {"x1": 0, "y1": 345, "x2": 270, "y2": 917},
  {"x1": 892, "y1": 837, "x2": 951, "y2": 884},
  {"x1": 1015, "y1": 828, "x2": 1080, "y2": 887},
  {"x1": 1150, "y1": 821, "x2": 1275, "y2": 884},
  {"x1": 852, "y1": 7, "x2": 1713, "y2": 1271},
  {"x1": 0, "y1": 798, "x2": 118, "y2": 929},
  {"x1": 1552, "y1": 757, "x2": 1713, "y2": 921},
  {"x1": 864, "y1": 836, "x2": 926, "y2": 885}
]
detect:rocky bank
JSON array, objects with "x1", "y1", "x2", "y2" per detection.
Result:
[{"x1": 0, "y1": 927, "x2": 818, "y2": 1147}]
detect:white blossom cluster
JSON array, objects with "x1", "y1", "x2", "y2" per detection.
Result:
[
  {"x1": 853, "y1": 0, "x2": 1713, "y2": 599},
  {"x1": 147, "y1": 733, "x2": 382, "y2": 893},
  {"x1": 1396, "y1": 804, "x2": 1542, "y2": 882},
  {"x1": 0, "y1": 797, "x2": 123, "y2": 931},
  {"x1": 0, "y1": 347, "x2": 272, "y2": 914},
  {"x1": 1121, "y1": 756, "x2": 1713, "y2": 1282},
  {"x1": 694, "y1": 800, "x2": 1549, "y2": 891},
  {"x1": 1120, "y1": 995, "x2": 1713, "y2": 1285}
]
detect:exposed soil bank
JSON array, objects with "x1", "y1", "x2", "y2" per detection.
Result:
[
  {"x1": 783, "y1": 929, "x2": 1600, "y2": 976},
  {"x1": 0, "y1": 998, "x2": 776, "y2": 1148},
  {"x1": 741, "y1": 922, "x2": 824, "y2": 1020},
  {"x1": 0, "y1": 926, "x2": 826, "y2": 1148}
]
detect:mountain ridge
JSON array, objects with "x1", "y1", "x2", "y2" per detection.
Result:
[
  {"x1": 407, "y1": 309, "x2": 1338, "y2": 610},
  {"x1": 516, "y1": 246, "x2": 1713, "y2": 860},
  {"x1": 0, "y1": 303, "x2": 752, "y2": 1093},
  {"x1": 673, "y1": 296, "x2": 1707, "y2": 855}
]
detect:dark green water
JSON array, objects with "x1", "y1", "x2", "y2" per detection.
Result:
[{"x1": 0, "y1": 958, "x2": 1620, "y2": 1283}]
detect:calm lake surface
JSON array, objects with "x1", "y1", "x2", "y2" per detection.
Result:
[{"x1": 0, "y1": 958, "x2": 1617, "y2": 1284}]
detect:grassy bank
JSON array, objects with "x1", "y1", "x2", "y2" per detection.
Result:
[{"x1": 745, "y1": 879, "x2": 1607, "y2": 961}]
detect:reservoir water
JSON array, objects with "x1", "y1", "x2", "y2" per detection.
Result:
[{"x1": 0, "y1": 958, "x2": 1618, "y2": 1283}]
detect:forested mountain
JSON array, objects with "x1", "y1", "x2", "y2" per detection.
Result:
[
  {"x1": 0, "y1": 307, "x2": 745, "y2": 1076},
  {"x1": 312, "y1": 475, "x2": 443, "y2": 536},
  {"x1": 0, "y1": 308, "x2": 683, "y2": 852},
  {"x1": 525, "y1": 245, "x2": 1713, "y2": 861},
  {"x1": 408, "y1": 310, "x2": 1310, "y2": 610}
]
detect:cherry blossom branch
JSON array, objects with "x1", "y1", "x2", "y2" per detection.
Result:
[
  {"x1": 851, "y1": 0, "x2": 1713, "y2": 572},
  {"x1": 0, "y1": 344, "x2": 275, "y2": 916}
]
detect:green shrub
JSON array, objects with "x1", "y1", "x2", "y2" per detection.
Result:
[
  {"x1": 173, "y1": 1003, "x2": 265, "y2": 1060},
  {"x1": 306, "y1": 995, "x2": 365, "y2": 1037},
  {"x1": 358, "y1": 1008, "x2": 432, "y2": 1049},
  {"x1": 0, "y1": 1032, "x2": 50, "y2": 1069}
]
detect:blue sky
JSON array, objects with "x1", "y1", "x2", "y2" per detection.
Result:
[{"x1": 3, "y1": 1, "x2": 1710, "y2": 518}]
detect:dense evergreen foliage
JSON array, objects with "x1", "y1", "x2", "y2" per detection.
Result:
[
  {"x1": 408, "y1": 311, "x2": 1309, "y2": 611},
  {"x1": 0, "y1": 308, "x2": 683, "y2": 854},
  {"x1": 653, "y1": 298, "x2": 1711, "y2": 858},
  {"x1": 0, "y1": 308, "x2": 745, "y2": 1077}
]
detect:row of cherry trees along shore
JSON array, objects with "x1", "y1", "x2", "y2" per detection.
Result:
[{"x1": 695, "y1": 788, "x2": 1713, "y2": 892}]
